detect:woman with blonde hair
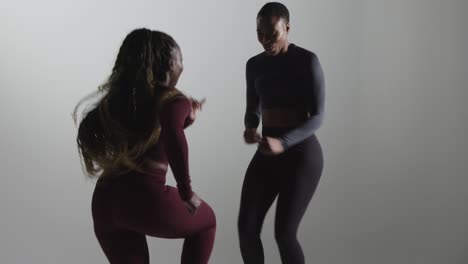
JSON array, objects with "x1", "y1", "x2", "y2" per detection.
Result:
[{"x1": 74, "y1": 28, "x2": 216, "y2": 264}]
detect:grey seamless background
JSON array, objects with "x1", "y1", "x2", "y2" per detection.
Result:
[{"x1": 1, "y1": 0, "x2": 467, "y2": 263}]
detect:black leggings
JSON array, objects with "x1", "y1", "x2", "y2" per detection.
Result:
[{"x1": 238, "y1": 130, "x2": 323, "y2": 264}]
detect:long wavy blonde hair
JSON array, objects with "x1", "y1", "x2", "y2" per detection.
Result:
[{"x1": 73, "y1": 28, "x2": 184, "y2": 178}]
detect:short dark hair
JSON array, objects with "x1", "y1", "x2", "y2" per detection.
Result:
[{"x1": 257, "y1": 2, "x2": 290, "y2": 23}]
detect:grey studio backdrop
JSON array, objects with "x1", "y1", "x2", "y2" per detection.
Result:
[{"x1": 1, "y1": 0, "x2": 467, "y2": 263}]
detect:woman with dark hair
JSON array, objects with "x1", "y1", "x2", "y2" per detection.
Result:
[
  {"x1": 238, "y1": 2, "x2": 325, "y2": 264},
  {"x1": 74, "y1": 28, "x2": 216, "y2": 264}
]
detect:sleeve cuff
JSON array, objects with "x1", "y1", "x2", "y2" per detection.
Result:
[
  {"x1": 183, "y1": 117, "x2": 194, "y2": 128},
  {"x1": 279, "y1": 137, "x2": 290, "y2": 151},
  {"x1": 177, "y1": 182, "x2": 194, "y2": 201}
]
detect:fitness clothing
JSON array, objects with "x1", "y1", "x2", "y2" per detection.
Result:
[{"x1": 92, "y1": 95, "x2": 216, "y2": 264}]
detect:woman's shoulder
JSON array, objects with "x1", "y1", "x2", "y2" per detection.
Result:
[
  {"x1": 246, "y1": 52, "x2": 266, "y2": 67},
  {"x1": 290, "y1": 44, "x2": 317, "y2": 59},
  {"x1": 289, "y1": 44, "x2": 321, "y2": 68},
  {"x1": 160, "y1": 88, "x2": 188, "y2": 103},
  {"x1": 159, "y1": 89, "x2": 190, "y2": 112}
]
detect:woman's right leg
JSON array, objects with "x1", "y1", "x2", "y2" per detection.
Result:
[
  {"x1": 156, "y1": 186, "x2": 217, "y2": 264},
  {"x1": 180, "y1": 211, "x2": 216, "y2": 264},
  {"x1": 238, "y1": 151, "x2": 280, "y2": 264},
  {"x1": 117, "y1": 178, "x2": 216, "y2": 264}
]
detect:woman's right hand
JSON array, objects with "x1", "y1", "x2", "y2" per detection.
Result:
[
  {"x1": 243, "y1": 128, "x2": 262, "y2": 144},
  {"x1": 184, "y1": 192, "x2": 203, "y2": 215}
]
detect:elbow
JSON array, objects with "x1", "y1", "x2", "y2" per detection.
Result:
[
  {"x1": 317, "y1": 112, "x2": 325, "y2": 127},
  {"x1": 310, "y1": 111, "x2": 325, "y2": 129}
]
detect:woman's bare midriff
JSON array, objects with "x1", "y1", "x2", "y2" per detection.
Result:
[
  {"x1": 144, "y1": 160, "x2": 169, "y2": 173},
  {"x1": 262, "y1": 108, "x2": 309, "y2": 127}
]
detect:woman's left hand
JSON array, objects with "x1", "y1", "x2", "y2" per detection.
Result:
[
  {"x1": 258, "y1": 136, "x2": 285, "y2": 156},
  {"x1": 188, "y1": 97, "x2": 206, "y2": 121}
]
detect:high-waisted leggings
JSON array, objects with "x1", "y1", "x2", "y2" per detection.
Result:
[
  {"x1": 238, "y1": 129, "x2": 323, "y2": 264},
  {"x1": 91, "y1": 172, "x2": 216, "y2": 264}
]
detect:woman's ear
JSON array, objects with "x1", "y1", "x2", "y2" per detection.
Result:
[
  {"x1": 153, "y1": 70, "x2": 172, "y2": 87},
  {"x1": 168, "y1": 56, "x2": 176, "y2": 72}
]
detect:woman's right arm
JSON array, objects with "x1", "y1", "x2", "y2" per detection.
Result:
[
  {"x1": 244, "y1": 58, "x2": 261, "y2": 129},
  {"x1": 244, "y1": 58, "x2": 262, "y2": 143},
  {"x1": 160, "y1": 97, "x2": 194, "y2": 201}
]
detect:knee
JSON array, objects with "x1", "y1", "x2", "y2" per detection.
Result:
[
  {"x1": 237, "y1": 217, "x2": 260, "y2": 241},
  {"x1": 274, "y1": 229, "x2": 297, "y2": 246}
]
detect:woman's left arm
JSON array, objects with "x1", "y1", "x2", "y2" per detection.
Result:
[
  {"x1": 278, "y1": 53, "x2": 325, "y2": 150},
  {"x1": 183, "y1": 97, "x2": 205, "y2": 128}
]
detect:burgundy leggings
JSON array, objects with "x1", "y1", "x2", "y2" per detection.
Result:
[{"x1": 91, "y1": 172, "x2": 216, "y2": 264}]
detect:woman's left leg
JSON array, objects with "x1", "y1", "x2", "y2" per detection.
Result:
[{"x1": 274, "y1": 135, "x2": 324, "y2": 264}]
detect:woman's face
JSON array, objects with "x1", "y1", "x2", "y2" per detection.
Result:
[
  {"x1": 168, "y1": 47, "x2": 183, "y2": 87},
  {"x1": 256, "y1": 16, "x2": 290, "y2": 56}
]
